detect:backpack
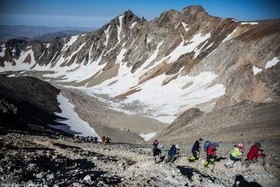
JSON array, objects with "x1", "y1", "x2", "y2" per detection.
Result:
[
  {"x1": 204, "y1": 141, "x2": 211, "y2": 152},
  {"x1": 157, "y1": 144, "x2": 163, "y2": 149},
  {"x1": 168, "y1": 145, "x2": 177, "y2": 156}
]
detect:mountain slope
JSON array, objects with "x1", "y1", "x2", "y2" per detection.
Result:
[
  {"x1": 0, "y1": 75, "x2": 73, "y2": 135},
  {"x1": 0, "y1": 6, "x2": 279, "y2": 125}
]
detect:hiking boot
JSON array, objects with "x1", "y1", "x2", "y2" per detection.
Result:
[
  {"x1": 204, "y1": 161, "x2": 209, "y2": 167},
  {"x1": 224, "y1": 164, "x2": 234, "y2": 169}
]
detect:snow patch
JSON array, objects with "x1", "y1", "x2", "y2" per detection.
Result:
[
  {"x1": 174, "y1": 22, "x2": 180, "y2": 30},
  {"x1": 0, "y1": 44, "x2": 6, "y2": 57},
  {"x1": 44, "y1": 51, "x2": 105, "y2": 83},
  {"x1": 139, "y1": 133, "x2": 157, "y2": 141},
  {"x1": 181, "y1": 22, "x2": 190, "y2": 32},
  {"x1": 252, "y1": 66, "x2": 262, "y2": 75},
  {"x1": 103, "y1": 25, "x2": 111, "y2": 47},
  {"x1": 222, "y1": 26, "x2": 239, "y2": 43},
  {"x1": 142, "y1": 42, "x2": 163, "y2": 69},
  {"x1": 147, "y1": 37, "x2": 152, "y2": 44},
  {"x1": 117, "y1": 15, "x2": 124, "y2": 44},
  {"x1": 168, "y1": 32, "x2": 211, "y2": 63},
  {"x1": 265, "y1": 57, "x2": 279, "y2": 69},
  {"x1": 0, "y1": 49, "x2": 36, "y2": 73},
  {"x1": 125, "y1": 72, "x2": 225, "y2": 123},
  {"x1": 62, "y1": 35, "x2": 79, "y2": 51},
  {"x1": 241, "y1": 22, "x2": 259, "y2": 25},
  {"x1": 130, "y1": 22, "x2": 137, "y2": 29},
  {"x1": 51, "y1": 93, "x2": 99, "y2": 137},
  {"x1": 7, "y1": 74, "x2": 16, "y2": 77}
]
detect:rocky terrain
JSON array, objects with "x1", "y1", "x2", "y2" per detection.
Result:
[
  {"x1": 1, "y1": 133, "x2": 279, "y2": 187},
  {"x1": 0, "y1": 75, "x2": 75, "y2": 137},
  {"x1": 0, "y1": 5, "x2": 280, "y2": 186},
  {"x1": 0, "y1": 75, "x2": 279, "y2": 186}
]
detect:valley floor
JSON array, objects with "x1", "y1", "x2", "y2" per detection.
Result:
[{"x1": 0, "y1": 133, "x2": 279, "y2": 187}]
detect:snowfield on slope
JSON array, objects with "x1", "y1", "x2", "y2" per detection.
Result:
[{"x1": 50, "y1": 93, "x2": 100, "y2": 138}]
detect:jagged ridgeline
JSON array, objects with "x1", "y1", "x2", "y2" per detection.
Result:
[{"x1": 0, "y1": 6, "x2": 279, "y2": 139}]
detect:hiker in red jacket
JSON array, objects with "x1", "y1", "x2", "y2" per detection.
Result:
[
  {"x1": 204, "y1": 143, "x2": 219, "y2": 167},
  {"x1": 243, "y1": 142, "x2": 265, "y2": 168},
  {"x1": 101, "y1": 136, "x2": 106, "y2": 144}
]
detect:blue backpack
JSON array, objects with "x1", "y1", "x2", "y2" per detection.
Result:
[{"x1": 204, "y1": 141, "x2": 211, "y2": 152}]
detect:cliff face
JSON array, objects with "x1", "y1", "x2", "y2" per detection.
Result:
[{"x1": 0, "y1": 6, "x2": 279, "y2": 123}]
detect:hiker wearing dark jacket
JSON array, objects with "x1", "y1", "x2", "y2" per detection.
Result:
[
  {"x1": 165, "y1": 144, "x2": 180, "y2": 163},
  {"x1": 204, "y1": 143, "x2": 219, "y2": 167},
  {"x1": 105, "y1": 137, "x2": 111, "y2": 145},
  {"x1": 189, "y1": 138, "x2": 203, "y2": 161},
  {"x1": 243, "y1": 142, "x2": 265, "y2": 168},
  {"x1": 152, "y1": 139, "x2": 161, "y2": 163}
]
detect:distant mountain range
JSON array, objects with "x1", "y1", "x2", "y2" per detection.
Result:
[{"x1": 0, "y1": 25, "x2": 97, "y2": 42}]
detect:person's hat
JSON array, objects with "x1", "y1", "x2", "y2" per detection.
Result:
[
  {"x1": 213, "y1": 143, "x2": 219, "y2": 149},
  {"x1": 175, "y1": 144, "x2": 180, "y2": 149},
  {"x1": 237, "y1": 143, "x2": 244, "y2": 149},
  {"x1": 255, "y1": 142, "x2": 262, "y2": 149}
]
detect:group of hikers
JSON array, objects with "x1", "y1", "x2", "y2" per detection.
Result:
[
  {"x1": 75, "y1": 135, "x2": 99, "y2": 143},
  {"x1": 74, "y1": 135, "x2": 112, "y2": 145},
  {"x1": 152, "y1": 138, "x2": 266, "y2": 170},
  {"x1": 152, "y1": 139, "x2": 180, "y2": 164}
]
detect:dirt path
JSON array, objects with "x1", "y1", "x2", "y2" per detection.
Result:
[{"x1": 1, "y1": 133, "x2": 279, "y2": 186}]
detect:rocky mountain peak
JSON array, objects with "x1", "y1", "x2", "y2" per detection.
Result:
[
  {"x1": 122, "y1": 9, "x2": 144, "y2": 24},
  {"x1": 155, "y1": 9, "x2": 180, "y2": 27},
  {"x1": 123, "y1": 9, "x2": 134, "y2": 17},
  {"x1": 181, "y1": 5, "x2": 205, "y2": 14},
  {"x1": 181, "y1": 5, "x2": 208, "y2": 18}
]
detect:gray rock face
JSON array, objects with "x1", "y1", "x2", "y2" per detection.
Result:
[{"x1": 1, "y1": 6, "x2": 279, "y2": 109}]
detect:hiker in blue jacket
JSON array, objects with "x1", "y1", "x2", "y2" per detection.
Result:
[
  {"x1": 165, "y1": 144, "x2": 180, "y2": 163},
  {"x1": 189, "y1": 138, "x2": 203, "y2": 161}
]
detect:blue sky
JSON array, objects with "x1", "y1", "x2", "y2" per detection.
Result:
[{"x1": 0, "y1": 0, "x2": 279, "y2": 28}]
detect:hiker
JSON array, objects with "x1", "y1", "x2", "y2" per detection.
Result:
[
  {"x1": 93, "y1": 137, "x2": 98, "y2": 143},
  {"x1": 152, "y1": 139, "x2": 162, "y2": 163},
  {"x1": 242, "y1": 142, "x2": 265, "y2": 168},
  {"x1": 59, "y1": 135, "x2": 65, "y2": 140},
  {"x1": 85, "y1": 136, "x2": 90, "y2": 142},
  {"x1": 224, "y1": 143, "x2": 245, "y2": 168},
  {"x1": 204, "y1": 142, "x2": 219, "y2": 167},
  {"x1": 153, "y1": 139, "x2": 159, "y2": 147},
  {"x1": 79, "y1": 136, "x2": 85, "y2": 142},
  {"x1": 189, "y1": 138, "x2": 203, "y2": 161},
  {"x1": 101, "y1": 135, "x2": 106, "y2": 144},
  {"x1": 105, "y1": 137, "x2": 112, "y2": 145},
  {"x1": 165, "y1": 144, "x2": 180, "y2": 163}
]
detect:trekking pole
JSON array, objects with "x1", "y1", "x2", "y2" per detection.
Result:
[
  {"x1": 212, "y1": 161, "x2": 215, "y2": 172},
  {"x1": 240, "y1": 154, "x2": 244, "y2": 173},
  {"x1": 262, "y1": 154, "x2": 267, "y2": 171},
  {"x1": 196, "y1": 151, "x2": 201, "y2": 168},
  {"x1": 262, "y1": 151, "x2": 267, "y2": 171}
]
